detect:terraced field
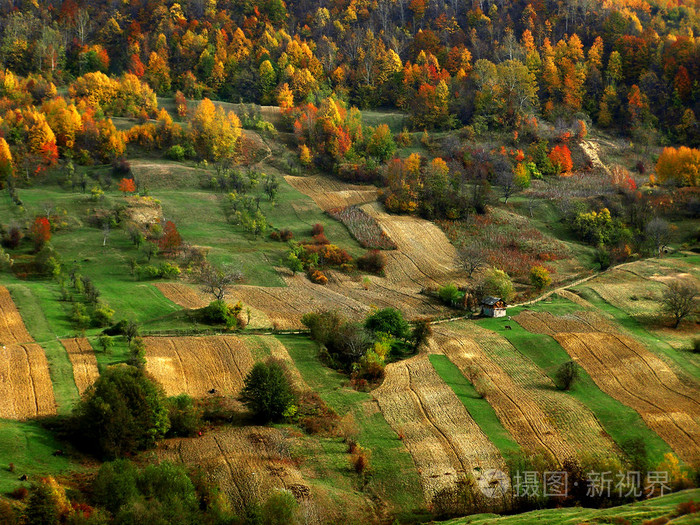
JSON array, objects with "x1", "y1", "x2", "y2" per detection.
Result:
[
  {"x1": 516, "y1": 311, "x2": 700, "y2": 464},
  {"x1": 373, "y1": 353, "x2": 506, "y2": 503}
]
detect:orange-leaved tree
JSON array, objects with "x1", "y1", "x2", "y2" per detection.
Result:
[
  {"x1": 31, "y1": 217, "x2": 51, "y2": 250},
  {"x1": 119, "y1": 178, "x2": 136, "y2": 195},
  {"x1": 548, "y1": 144, "x2": 573, "y2": 174},
  {"x1": 159, "y1": 220, "x2": 182, "y2": 256}
]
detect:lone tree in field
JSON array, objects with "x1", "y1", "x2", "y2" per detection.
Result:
[
  {"x1": 239, "y1": 361, "x2": 295, "y2": 423},
  {"x1": 661, "y1": 279, "x2": 698, "y2": 328},
  {"x1": 457, "y1": 242, "x2": 487, "y2": 278},
  {"x1": 555, "y1": 360, "x2": 579, "y2": 390},
  {"x1": 198, "y1": 263, "x2": 243, "y2": 301},
  {"x1": 645, "y1": 217, "x2": 673, "y2": 257}
]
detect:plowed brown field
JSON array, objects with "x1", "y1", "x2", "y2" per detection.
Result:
[
  {"x1": 515, "y1": 311, "x2": 700, "y2": 464},
  {"x1": 373, "y1": 353, "x2": 505, "y2": 503},
  {"x1": 144, "y1": 336, "x2": 255, "y2": 397},
  {"x1": 60, "y1": 338, "x2": 99, "y2": 396},
  {"x1": 284, "y1": 175, "x2": 378, "y2": 211},
  {"x1": 157, "y1": 426, "x2": 311, "y2": 513},
  {"x1": 0, "y1": 286, "x2": 33, "y2": 345},
  {"x1": 0, "y1": 344, "x2": 56, "y2": 419}
]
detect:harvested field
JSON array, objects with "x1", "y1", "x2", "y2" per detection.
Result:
[
  {"x1": 555, "y1": 289, "x2": 593, "y2": 308},
  {"x1": 327, "y1": 205, "x2": 397, "y2": 250},
  {"x1": 515, "y1": 310, "x2": 616, "y2": 335},
  {"x1": 157, "y1": 426, "x2": 312, "y2": 513},
  {"x1": 230, "y1": 272, "x2": 452, "y2": 329},
  {"x1": 154, "y1": 282, "x2": 272, "y2": 328},
  {"x1": 154, "y1": 282, "x2": 208, "y2": 309},
  {"x1": 515, "y1": 311, "x2": 700, "y2": 464},
  {"x1": 0, "y1": 286, "x2": 33, "y2": 345},
  {"x1": 458, "y1": 323, "x2": 621, "y2": 462},
  {"x1": 0, "y1": 344, "x2": 56, "y2": 419},
  {"x1": 284, "y1": 175, "x2": 378, "y2": 211},
  {"x1": 144, "y1": 336, "x2": 255, "y2": 397},
  {"x1": 361, "y1": 202, "x2": 463, "y2": 289},
  {"x1": 373, "y1": 353, "x2": 506, "y2": 504},
  {"x1": 430, "y1": 326, "x2": 577, "y2": 463},
  {"x1": 60, "y1": 338, "x2": 99, "y2": 396}
]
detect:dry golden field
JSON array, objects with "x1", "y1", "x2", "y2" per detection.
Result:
[
  {"x1": 0, "y1": 286, "x2": 33, "y2": 345},
  {"x1": 516, "y1": 311, "x2": 700, "y2": 464},
  {"x1": 373, "y1": 353, "x2": 506, "y2": 504},
  {"x1": 157, "y1": 426, "x2": 312, "y2": 514},
  {"x1": 0, "y1": 344, "x2": 56, "y2": 419},
  {"x1": 284, "y1": 175, "x2": 378, "y2": 211},
  {"x1": 60, "y1": 338, "x2": 99, "y2": 396},
  {"x1": 144, "y1": 336, "x2": 256, "y2": 397}
]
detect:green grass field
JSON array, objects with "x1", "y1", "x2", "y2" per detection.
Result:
[
  {"x1": 0, "y1": 420, "x2": 78, "y2": 495},
  {"x1": 441, "y1": 488, "x2": 700, "y2": 524},
  {"x1": 429, "y1": 355, "x2": 522, "y2": 463}
]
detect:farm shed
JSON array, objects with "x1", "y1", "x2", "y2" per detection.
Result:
[{"x1": 481, "y1": 297, "x2": 507, "y2": 317}]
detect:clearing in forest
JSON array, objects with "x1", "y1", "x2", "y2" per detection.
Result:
[
  {"x1": 515, "y1": 310, "x2": 700, "y2": 464},
  {"x1": 60, "y1": 338, "x2": 99, "y2": 396},
  {"x1": 143, "y1": 336, "x2": 255, "y2": 397},
  {"x1": 0, "y1": 344, "x2": 56, "y2": 419},
  {"x1": 373, "y1": 353, "x2": 506, "y2": 504}
]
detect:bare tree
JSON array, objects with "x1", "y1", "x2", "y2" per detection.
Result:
[
  {"x1": 457, "y1": 242, "x2": 487, "y2": 278},
  {"x1": 661, "y1": 280, "x2": 698, "y2": 328},
  {"x1": 645, "y1": 217, "x2": 673, "y2": 257},
  {"x1": 198, "y1": 264, "x2": 244, "y2": 302}
]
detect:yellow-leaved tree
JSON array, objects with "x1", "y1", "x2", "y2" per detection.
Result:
[
  {"x1": 0, "y1": 137, "x2": 13, "y2": 185},
  {"x1": 656, "y1": 146, "x2": 700, "y2": 186},
  {"x1": 189, "y1": 98, "x2": 241, "y2": 162}
]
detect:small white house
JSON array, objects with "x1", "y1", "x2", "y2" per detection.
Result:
[{"x1": 481, "y1": 296, "x2": 507, "y2": 318}]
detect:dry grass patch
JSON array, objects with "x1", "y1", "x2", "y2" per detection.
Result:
[
  {"x1": 0, "y1": 344, "x2": 56, "y2": 419},
  {"x1": 515, "y1": 311, "x2": 700, "y2": 464},
  {"x1": 157, "y1": 426, "x2": 312, "y2": 514},
  {"x1": 0, "y1": 286, "x2": 33, "y2": 345},
  {"x1": 144, "y1": 336, "x2": 255, "y2": 397},
  {"x1": 60, "y1": 338, "x2": 99, "y2": 396},
  {"x1": 373, "y1": 353, "x2": 505, "y2": 504},
  {"x1": 361, "y1": 203, "x2": 463, "y2": 289},
  {"x1": 284, "y1": 175, "x2": 378, "y2": 211}
]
